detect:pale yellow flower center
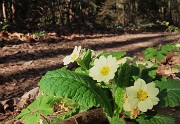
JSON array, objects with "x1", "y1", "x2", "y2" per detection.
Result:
[
  {"x1": 116, "y1": 57, "x2": 122, "y2": 61},
  {"x1": 137, "y1": 89, "x2": 148, "y2": 101},
  {"x1": 71, "y1": 53, "x2": 77, "y2": 60},
  {"x1": 100, "y1": 66, "x2": 110, "y2": 76}
]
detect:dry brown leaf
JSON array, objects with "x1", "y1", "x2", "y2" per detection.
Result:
[
  {"x1": 9, "y1": 32, "x2": 24, "y2": 41},
  {"x1": 0, "y1": 31, "x2": 9, "y2": 39},
  {"x1": 17, "y1": 87, "x2": 39, "y2": 109},
  {"x1": 22, "y1": 61, "x2": 34, "y2": 66},
  {"x1": 0, "y1": 98, "x2": 19, "y2": 113},
  {"x1": 157, "y1": 65, "x2": 179, "y2": 78},
  {"x1": 164, "y1": 67, "x2": 179, "y2": 75},
  {"x1": 164, "y1": 52, "x2": 180, "y2": 66},
  {"x1": 4, "y1": 119, "x2": 22, "y2": 124}
]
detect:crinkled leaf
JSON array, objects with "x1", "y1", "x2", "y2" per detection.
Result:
[
  {"x1": 142, "y1": 67, "x2": 157, "y2": 82},
  {"x1": 17, "y1": 95, "x2": 55, "y2": 123},
  {"x1": 136, "y1": 112, "x2": 175, "y2": 124},
  {"x1": 111, "y1": 116, "x2": 126, "y2": 124},
  {"x1": 81, "y1": 49, "x2": 92, "y2": 69},
  {"x1": 114, "y1": 87, "x2": 125, "y2": 115},
  {"x1": 115, "y1": 64, "x2": 139, "y2": 87},
  {"x1": 38, "y1": 68, "x2": 112, "y2": 116},
  {"x1": 155, "y1": 79, "x2": 180, "y2": 107}
]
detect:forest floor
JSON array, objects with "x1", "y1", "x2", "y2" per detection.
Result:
[{"x1": 0, "y1": 30, "x2": 180, "y2": 123}]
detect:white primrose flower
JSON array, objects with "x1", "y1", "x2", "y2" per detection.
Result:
[
  {"x1": 175, "y1": 43, "x2": 180, "y2": 48},
  {"x1": 135, "y1": 61, "x2": 153, "y2": 68},
  {"x1": 117, "y1": 57, "x2": 133, "y2": 65},
  {"x1": 126, "y1": 78, "x2": 159, "y2": 112},
  {"x1": 63, "y1": 46, "x2": 81, "y2": 65},
  {"x1": 89, "y1": 55, "x2": 119, "y2": 82}
]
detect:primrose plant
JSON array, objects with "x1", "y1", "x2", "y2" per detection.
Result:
[{"x1": 17, "y1": 46, "x2": 180, "y2": 124}]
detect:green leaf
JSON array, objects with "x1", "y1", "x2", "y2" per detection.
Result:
[
  {"x1": 96, "y1": 52, "x2": 109, "y2": 58},
  {"x1": 136, "y1": 112, "x2": 175, "y2": 124},
  {"x1": 144, "y1": 47, "x2": 157, "y2": 55},
  {"x1": 161, "y1": 44, "x2": 173, "y2": 53},
  {"x1": 115, "y1": 64, "x2": 139, "y2": 87},
  {"x1": 2, "y1": 24, "x2": 9, "y2": 30},
  {"x1": 142, "y1": 67, "x2": 157, "y2": 82},
  {"x1": 82, "y1": 49, "x2": 92, "y2": 69},
  {"x1": 38, "y1": 68, "x2": 113, "y2": 116},
  {"x1": 96, "y1": 51, "x2": 126, "y2": 59},
  {"x1": 111, "y1": 52, "x2": 126, "y2": 59},
  {"x1": 16, "y1": 109, "x2": 30, "y2": 119},
  {"x1": 143, "y1": 47, "x2": 167, "y2": 61},
  {"x1": 17, "y1": 95, "x2": 55, "y2": 124},
  {"x1": 144, "y1": 47, "x2": 157, "y2": 61},
  {"x1": 79, "y1": 49, "x2": 92, "y2": 70},
  {"x1": 23, "y1": 113, "x2": 40, "y2": 124},
  {"x1": 75, "y1": 67, "x2": 88, "y2": 75},
  {"x1": 155, "y1": 80, "x2": 180, "y2": 107},
  {"x1": 113, "y1": 87, "x2": 125, "y2": 115},
  {"x1": 155, "y1": 52, "x2": 165, "y2": 62},
  {"x1": 144, "y1": 53, "x2": 154, "y2": 60},
  {"x1": 111, "y1": 116, "x2": 126, "y2": 124}
]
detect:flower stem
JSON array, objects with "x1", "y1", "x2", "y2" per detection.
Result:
[{"x1": 139, "y1": 68, "x2": 143, "y2": 78}]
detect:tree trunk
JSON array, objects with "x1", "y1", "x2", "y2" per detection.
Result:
[
  {"x1": 11, "y1": 0, "x2": 15, "y2": 22},
  {"x1": 178, "y1": 0, "x2": 180, "y2": 27},
  {"x1": 2, "y1": 0, "x2": 7, "y2": 23}
]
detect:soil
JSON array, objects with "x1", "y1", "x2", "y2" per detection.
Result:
[{"x1": 0, "y1": 30, "x2": 180, "y2": 123}]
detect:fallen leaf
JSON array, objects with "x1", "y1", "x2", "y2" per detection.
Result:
[
  {"x1": 164, "y1": 52, "x2": 180, "y2": 66},
  {"x1": 157, "y1": 65, "x2": 179, "y2": 78},
  {"x1": 17, "y1": 87, "x2": 39, "y2": 109}
]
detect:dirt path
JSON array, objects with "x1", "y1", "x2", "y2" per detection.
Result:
[{"x1": 0, "y1": 32, "x2": 180, "y2": 101}]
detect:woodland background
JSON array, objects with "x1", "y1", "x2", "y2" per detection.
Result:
[{"x1": 1, "y1": 0, "x2": 180, "y2": 31}]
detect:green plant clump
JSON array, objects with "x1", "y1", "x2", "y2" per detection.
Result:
[{"x1": 17, "y1": 45, "x2": 180, "y2": 124}]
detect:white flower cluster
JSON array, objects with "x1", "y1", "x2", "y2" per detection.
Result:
[
  {"x1": 123, "y1": 78, "x2": 159, "y2": 118},
  {"x1": 63, "y1": 46, "x2": 160, "y2": 119}
]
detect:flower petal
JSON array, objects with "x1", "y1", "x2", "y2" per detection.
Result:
[
  {"x1": 138, "y1": 99, "x2": 153, "y2": 112},
  {"x1": 123, "y1": 100, "x2": 131, "y2": 111},
  {"x1": 128, "y1": 97, "x2": 139, "y2": 109},
  {"x1": 134, "y1": 78, "x2": 146, "y2": 89},
  {"x1": 149, "y1": 96, "x2": 159, "y2": 105},
  {"x1": 145, "y1": 83, "x2": 159, "y2": 96},
  {"x1": 126, "y1": 87, "x2": 137, "y2": 97},
  {"x1": 63, "y1": 56, "x2": 71, "y2": 65}
]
